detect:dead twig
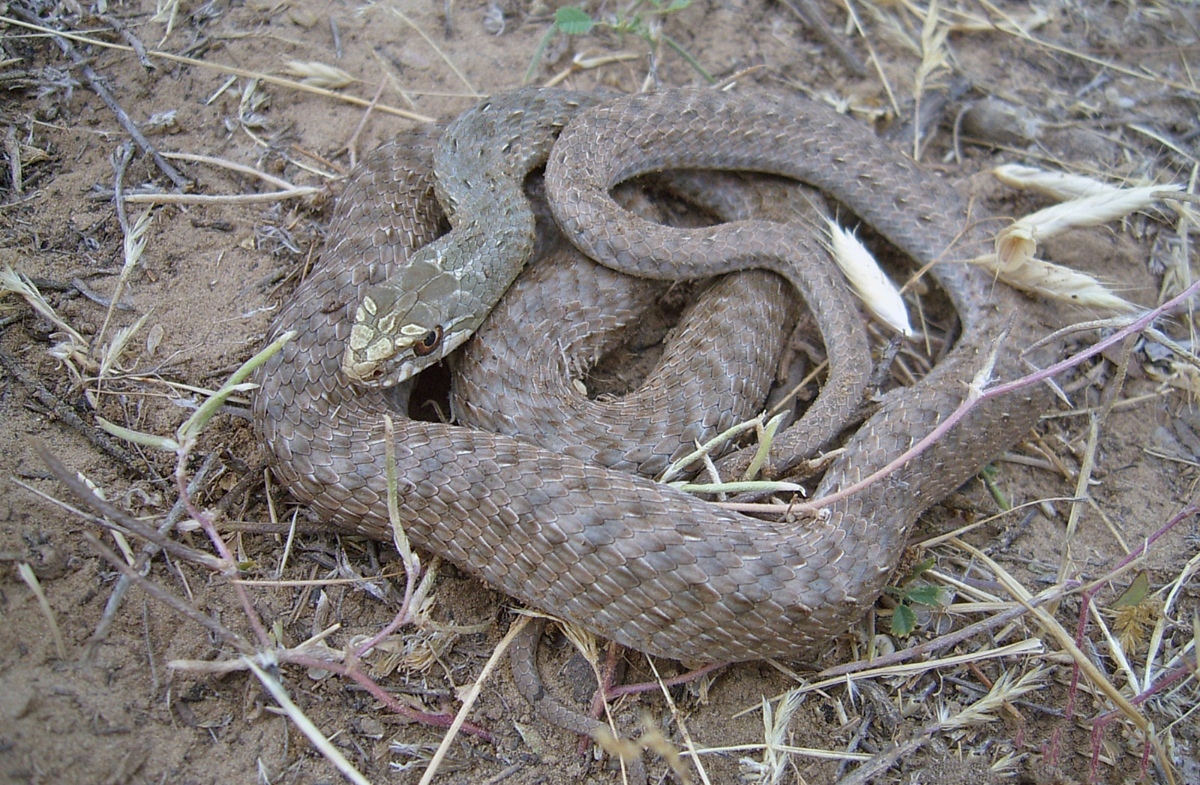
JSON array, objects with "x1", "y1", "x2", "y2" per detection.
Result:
[
  {"x1": 777, "y1": 0, "x2": 867, "y2": 77},
  {"x1": 0, "y1": 349, "x2": 151, "y2": 477},
  {"x1": 8, "y1": 7, "x2": 190, "y2": 190}
]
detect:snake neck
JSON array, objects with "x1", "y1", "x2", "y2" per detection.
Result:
[{"x1": 346, "y1": 88, "x2": 605, "y2": 385}]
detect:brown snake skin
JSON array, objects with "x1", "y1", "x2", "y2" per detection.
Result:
[
  {"x1": 252, "y1": 88, "x2": 1051, "y2": 669},
  {"x1": 455, "y1": 171, "x2": 842, "y2": 741},
  {"x1": 451, "y1": 171, "x2": 849, "y2": 479}
]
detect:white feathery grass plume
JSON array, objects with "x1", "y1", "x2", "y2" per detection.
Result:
[
  {"x1": 992, "y1": 163, "x2": 1122, "y2": 201},
  {"x1": 993, "y1": 183, "x2": 1179, "y2": 274},
  {"x1": 282, "y1": 60, "x2": 355, "y2": 90},
  {"x1": 975, "y1": 166, "x2": 1183, "y2": 311},
  {"x1": 1, "y1": 265, "x2": 93, "y2": 373},
  {"x1": 984, "y1": 256, "x2": 1139, "y2": 312},
  {"x1": 824, "y1": 218, "x2": 914, "y2": 338}
]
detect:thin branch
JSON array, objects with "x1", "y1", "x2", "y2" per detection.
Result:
[
  {"x1": 8, "y1": 7, "x2": 190, "y2": 189},
  {"x1": 81, "y1": 532, "x2": 251, "y2": 650}
]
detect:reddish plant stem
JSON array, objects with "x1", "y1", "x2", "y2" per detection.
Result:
[
  {"x1": 282, "y1": 652, "x2": 494, "y2": 741},
  {"x1": 176, "y1": 464, "x2": 274, "y2": 649},
  {"x1": 792, "y1": 276, "x2": 1200, "y2": 517}
]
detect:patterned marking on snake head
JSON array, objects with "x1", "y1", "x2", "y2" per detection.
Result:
[{"x1": 342, "y1": 256, "x2": 464, "y2": 386}]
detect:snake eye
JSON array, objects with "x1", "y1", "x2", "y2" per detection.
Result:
[{"x1": 412, "y1": 326, "x2": 443, "y2": 357}]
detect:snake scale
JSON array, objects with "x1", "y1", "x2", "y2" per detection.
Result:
[{"x1": 253, "y1": 87, "x2": 1049, "y2": 668}]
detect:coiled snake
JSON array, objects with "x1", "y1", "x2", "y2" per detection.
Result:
[{"x1": 253, "y1": 89, "x2": 1047, "y2": 673}]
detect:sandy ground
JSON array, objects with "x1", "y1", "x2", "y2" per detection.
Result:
[{"x1": 1, "y1": 1, "x2": 1199, "y2": 783}]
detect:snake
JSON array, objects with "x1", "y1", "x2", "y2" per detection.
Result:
[{"x1": 252, "y1": 88, "x2": 1050, "y2": 674}]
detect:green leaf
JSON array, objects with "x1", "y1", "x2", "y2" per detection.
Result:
[
  {"x1": 1113, "y1": 572, "x2": 1151, "y2": 608},
  {"x1": 554, "y1": 6, "x2": 594, "y2": 35},
  {"x1": 905, "y1": 585, "x2": 944, "y2": 607},
  {"x1": 908, "y1": 556, "x2": 937, "y2": 579},
  {"x1": 891, "y1": 603, "x2": 917, "y2": 638},
  {"x1": 176, "y1": 329, "x2": 295, "y2": 445},
  {"x1": 981, "y1": 463, "x2": 1012, "y2": 510},
  {"x1": 665, "y1": 0, "x2": 692, "y2": 10},
  {"x1": 96, "y1": 416, "x2": 180, "y2": 452}
]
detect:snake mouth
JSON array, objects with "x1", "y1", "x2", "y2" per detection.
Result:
[{"x1": 341, "y1": 352, "x2": 387, "y2": 386}]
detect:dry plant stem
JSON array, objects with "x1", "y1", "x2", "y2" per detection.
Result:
[
  {"x1": 584, "y1": 640, "x2": 635, "y2": 735},
  {"x1": 344, "y1": 415, "x2": 422, "y2": 666},
  {"x1": 836, "y1": 733, "x2": 925, "y2": 785},
  {"x1": 814, "y1": 581, "x2": 1073, "y2": 680},
  {"x1": 88, "y1": 451, "x2": 219, "y2": 654},
  {"x1": 1071, "y1": 499, "x2": 1200, "y2": 748},
  {"x1": 390, "y1": 6, "x2": 476, "y2": 96},
  {"x1": 284, "y1": 411, "x2": 492, "y2": 740},
  {"x1": 1, "y1": 351, "x2": 148, "y2": 476},
  {"x1": 836, "y1": 667, "x2": 1042, "y2": 785},
  {"x1": 1090, "y1": 657, "x2": 1197, "y2": 768},
  {"x1": 734, "y1": 639, "x2": 1042, "y2": 722},
  {"x1": 162, "y1": 152, "x2": 319, "y2": 191},
  {"x1": 967, "y1": 0, "x2": 1200, "y2": 96},
  {"x1": 0, "y1": 15, "x2": 436, "y2": 123},
  {"x1": 4, "y1": 125, "x2": 22, "y2": 194},
  {"x1": 841, "y1": 0, "x2": 900, "y2": 114},
  {"x1": 173, "y1": 453, "x2": 273, "y2": 648},
  {"x1": 344, "y1": 604, "x2": 411, "y2": 669},
  {"x1": 777, "y1": 0, "x2": 867, "y2": 76},
  {"x1": 95, "y1": 11, "x2": 152, "y2": 69},
  {"x1": 384, "y1": 414, "x2": 421, "y2": 620},
  {"x1": 768, "y1": 275, "x2": 1200, "y2": 518},
  {"x1": 277, "y1": 649, "x2": 492, "y2": 739},
  {"x1": 570, "y1": 637, "x2": 630, "y2": 759},
  {"x1": 26, "y1": 444, "x2": 222, "y2": 569},
  {"x1": 82, "y1": 531, "x2": 253, "y2": 650},
  {"x1": 119, "y1": 190, "x2": 320, "y2": 206},
  {"x1": 1160, "y1": 190, "x2": 1200, "y2": 205},
  {"x1": 1058, "y1": 336, "x2": 1132, "y2": 586},
  {"x1": 345, "y1": 80, "x2": 387, "y2": 170},
  {"x1": 948, "y1": 536, "x2": 1169, "y2": 775},
  {"x1": 1077, "y1": 507, "x2": 1199, "y2": 617},
  {"x1": 418, "y1": 616, "x2": 530, "y2": 784},
  {"x1": 646, "y1": 657, "x2": 707, "y2": 785},
  {"x1": 34, "y1": 353, "x2": 491, "y2": 738},
  {"x1": 33, "y1": 448, "x2": 487, "y2": 736},
  {"x1": 605, "y1": 662, "x2": 727, "y2": 702},
  {"x1": 111, "y1": 141, "x2": 133, "y2": 236},
  {"x1": 17, "y1": 563, "x2": 66, "y2": 659},
  {"x1": 244, "y1": 657, "x2": 372, "y2": 785},
  {"x1": 7, "y1": 8, "x2": 189, "y2": 190}
]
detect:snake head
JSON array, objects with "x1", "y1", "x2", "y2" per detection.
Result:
[{"x1": 342, "y1": 256, "x2": 464, "y2": 386}]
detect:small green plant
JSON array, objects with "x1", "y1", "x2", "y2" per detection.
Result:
[
  {"x1": 525, "y1": 1, "x2": 712, "y2": 85},
  {"x1": 978, "y1": 464, "x2": 1013, "y2": 511},
  {"x1": 886, "y1": 556, "x2": 952, "y2": 638}
]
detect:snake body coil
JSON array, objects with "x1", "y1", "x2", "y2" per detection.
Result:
[{"x1": 253, "y1": 88, "x2": 1048, "y2": 666}]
